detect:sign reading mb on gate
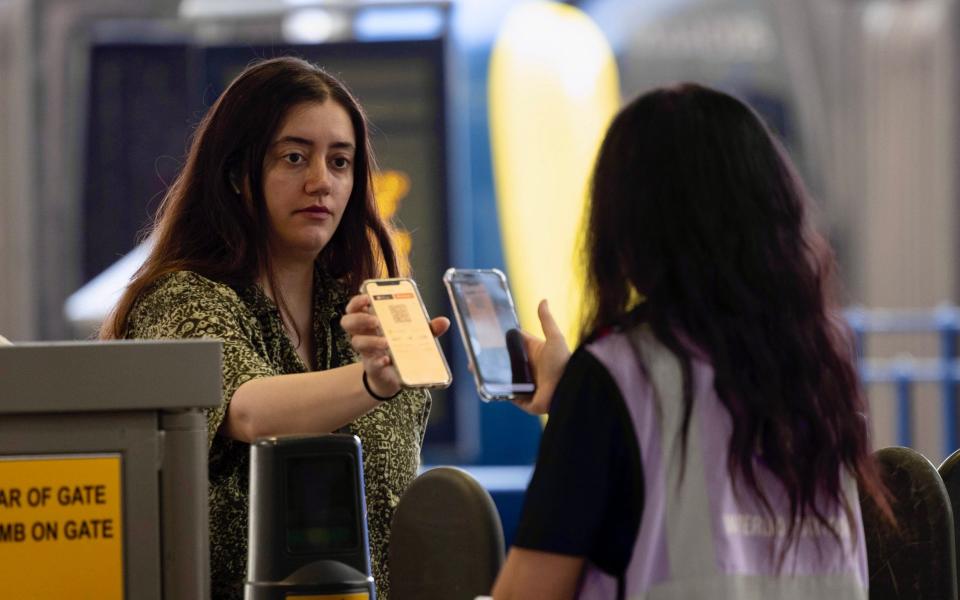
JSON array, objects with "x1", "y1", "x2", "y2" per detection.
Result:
[{"x1": 0, "y1": 454, "x2": 124, "y2": 598}]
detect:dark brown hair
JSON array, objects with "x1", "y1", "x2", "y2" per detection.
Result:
[
  {"x1": 582, "y1": 83, "x2": 892, "y2": 557},
  {"x1": 101, "y1": 56, "x2": 398, "y2": 339}
]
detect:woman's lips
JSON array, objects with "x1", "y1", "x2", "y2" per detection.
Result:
[{"x1": 296, "y1": 206, "x2": 332, "y2": 218}]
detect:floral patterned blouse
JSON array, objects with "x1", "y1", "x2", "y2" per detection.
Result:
[{"x1": 125, "y1": 268, "x2": 430, "y2": 600}]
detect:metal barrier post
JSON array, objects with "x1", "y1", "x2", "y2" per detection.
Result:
[
  {"x1": 847, "y1": 308, "x2": 866, "y2": 363},
  {"x1": 938, "y1": 307, "x2": 959, "y2": 456},
  {"x1": 894, "y1": 362, "x2": 913, "y2": 448}
]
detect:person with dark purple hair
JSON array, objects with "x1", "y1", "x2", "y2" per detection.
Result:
[{"x1": 493, "y1": 84, "x2": 892, "y2": 599}]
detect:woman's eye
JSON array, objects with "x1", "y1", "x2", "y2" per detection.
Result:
[
  {"x1": 284, "y1": 153, "x2": 305, "y2": 165},
  {"x1": 332, "y1": 157, "x2": 351, "y2": 169}
]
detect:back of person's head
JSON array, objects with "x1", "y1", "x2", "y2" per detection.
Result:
[
  {"x1": 102, "y1": 56, "x2": 397, "y2": 339},
  {"x1": 583, "y1": 83, "x2": 891, "y2": 554}
]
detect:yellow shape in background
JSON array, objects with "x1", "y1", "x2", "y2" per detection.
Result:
[
  {"x1": 373, "y1": 170, "x2": 413, "y2": 271},
  {"x1": 489, "y1": 1, "x2": 620, "y2": 344},
  {"x1": 373, "y1": 170, "x2": 410, "y2": 219}
]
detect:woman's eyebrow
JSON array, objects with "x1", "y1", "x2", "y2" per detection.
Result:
[
  {"x1": 272, "y1": 136, "x2": 355, "y2": 152},
  {"x1": 272, "y1": 135, "x2": 314, "y2": 147}
]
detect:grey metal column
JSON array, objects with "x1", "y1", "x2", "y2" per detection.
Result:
[{"x1": 160, "y1": 409, "x2": 210, "y2": 600}]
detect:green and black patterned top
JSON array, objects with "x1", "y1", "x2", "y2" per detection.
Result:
[{"x1": 125, "y1": 268, "x2": 430, "y2": 600}]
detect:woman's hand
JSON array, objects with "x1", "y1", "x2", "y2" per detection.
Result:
[
  {"x1": 341, "y1": 294, "x2": 449, "y2": 399},
  {"x1": 512, "y1": 300, "x2": 570, "y2": 415}
]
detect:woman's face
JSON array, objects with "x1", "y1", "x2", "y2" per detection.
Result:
[{"x1": 261, "y1": 100, "x2": 356, "y2": 265}]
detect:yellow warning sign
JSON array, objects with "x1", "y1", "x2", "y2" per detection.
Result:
[{"x1": 0, "y1": 454, "x2": 124, "y2": 599}]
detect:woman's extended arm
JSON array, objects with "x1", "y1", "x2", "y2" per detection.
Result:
[
  {"x1": 223, "y1": 361, "x2": 378, "y2": 442},
  {"x1": 492, "y1": 548, "x2": 585, "y2": 600},
  {"x1": 222, "y1": 294, "x2": 449, "y2": 442}
]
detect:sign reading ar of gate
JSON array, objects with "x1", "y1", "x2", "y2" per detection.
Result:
[{"x1": 0, "y1": 454, "x2": 124, "y2": 599}]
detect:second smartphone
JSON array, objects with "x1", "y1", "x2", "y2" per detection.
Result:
[
  {"x1": 361, "y1": 278, "x2": 452, "y2": 389},
  {"x1": 443, "y1": 268, "x2": 535, "y2": 401}
]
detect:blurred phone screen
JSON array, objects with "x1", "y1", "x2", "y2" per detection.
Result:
[{"x1": 446, "y1": 270, "x2": 533, "y2": 394}]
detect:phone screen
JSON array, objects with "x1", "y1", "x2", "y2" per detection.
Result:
[
  {"x1": 363, "y1": 279, "x2": 451, "y2": 388},
  {"x1": 445, "y1": 269, "x2": 534, "y2": 399}
]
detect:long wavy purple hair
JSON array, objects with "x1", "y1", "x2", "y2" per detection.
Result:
[{"x1": 582, "y1": 83, "x2": 892, "y2": 555}]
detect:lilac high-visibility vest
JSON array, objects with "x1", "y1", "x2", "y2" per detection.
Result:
[{"x1": 580, "y1": 327, "x2": 868, "y2": 599}]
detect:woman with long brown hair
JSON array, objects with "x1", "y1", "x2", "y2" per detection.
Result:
[
  {"x1": 493, "y1": 84, "x2": 891, "y2": 599},
  {"x1": 102, "y1": 56, "x2": 446, "y2": 599}
]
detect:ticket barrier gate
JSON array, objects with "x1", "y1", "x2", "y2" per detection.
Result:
[
  {"x1": 246, "y1": 434, "x2": 376, "y2": 599},
  {"x1": 0, "y1": 340, "x2": 220, "y2": 600}
]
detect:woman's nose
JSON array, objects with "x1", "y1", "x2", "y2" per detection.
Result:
[{"x1": 305, "y1": 159, "x2": 332, "y2": 195}]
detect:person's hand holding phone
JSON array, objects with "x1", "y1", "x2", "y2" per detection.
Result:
[
  {"x1": 341, "y1": 293, "x2": 450, "y2": 399},
  {"x1": 512, "y1": 299, "x2": 571, "y2": 415}
]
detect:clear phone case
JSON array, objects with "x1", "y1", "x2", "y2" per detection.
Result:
[
  {"x1": 361, "y1": 277, "x2": 452, "y2": 389},
  {"x1": 443, "y1": 268, "x2": 535, "y2": 401}
]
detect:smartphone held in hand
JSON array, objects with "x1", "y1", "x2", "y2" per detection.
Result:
[
  {"x1": 443, "y1": 268, "x2": 535, "y2": 401},
  {"x1": 360, "y1": 278, "x2": 452, "y2": 389}
]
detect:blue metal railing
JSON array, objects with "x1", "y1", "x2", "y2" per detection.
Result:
[{"x1": 845, "y1": 305, "x2": 960, "y2": 456}]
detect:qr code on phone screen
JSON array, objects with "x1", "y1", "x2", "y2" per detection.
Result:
[{"x1": 388, "y1": 304, "x2": 412, "y2": 324}]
